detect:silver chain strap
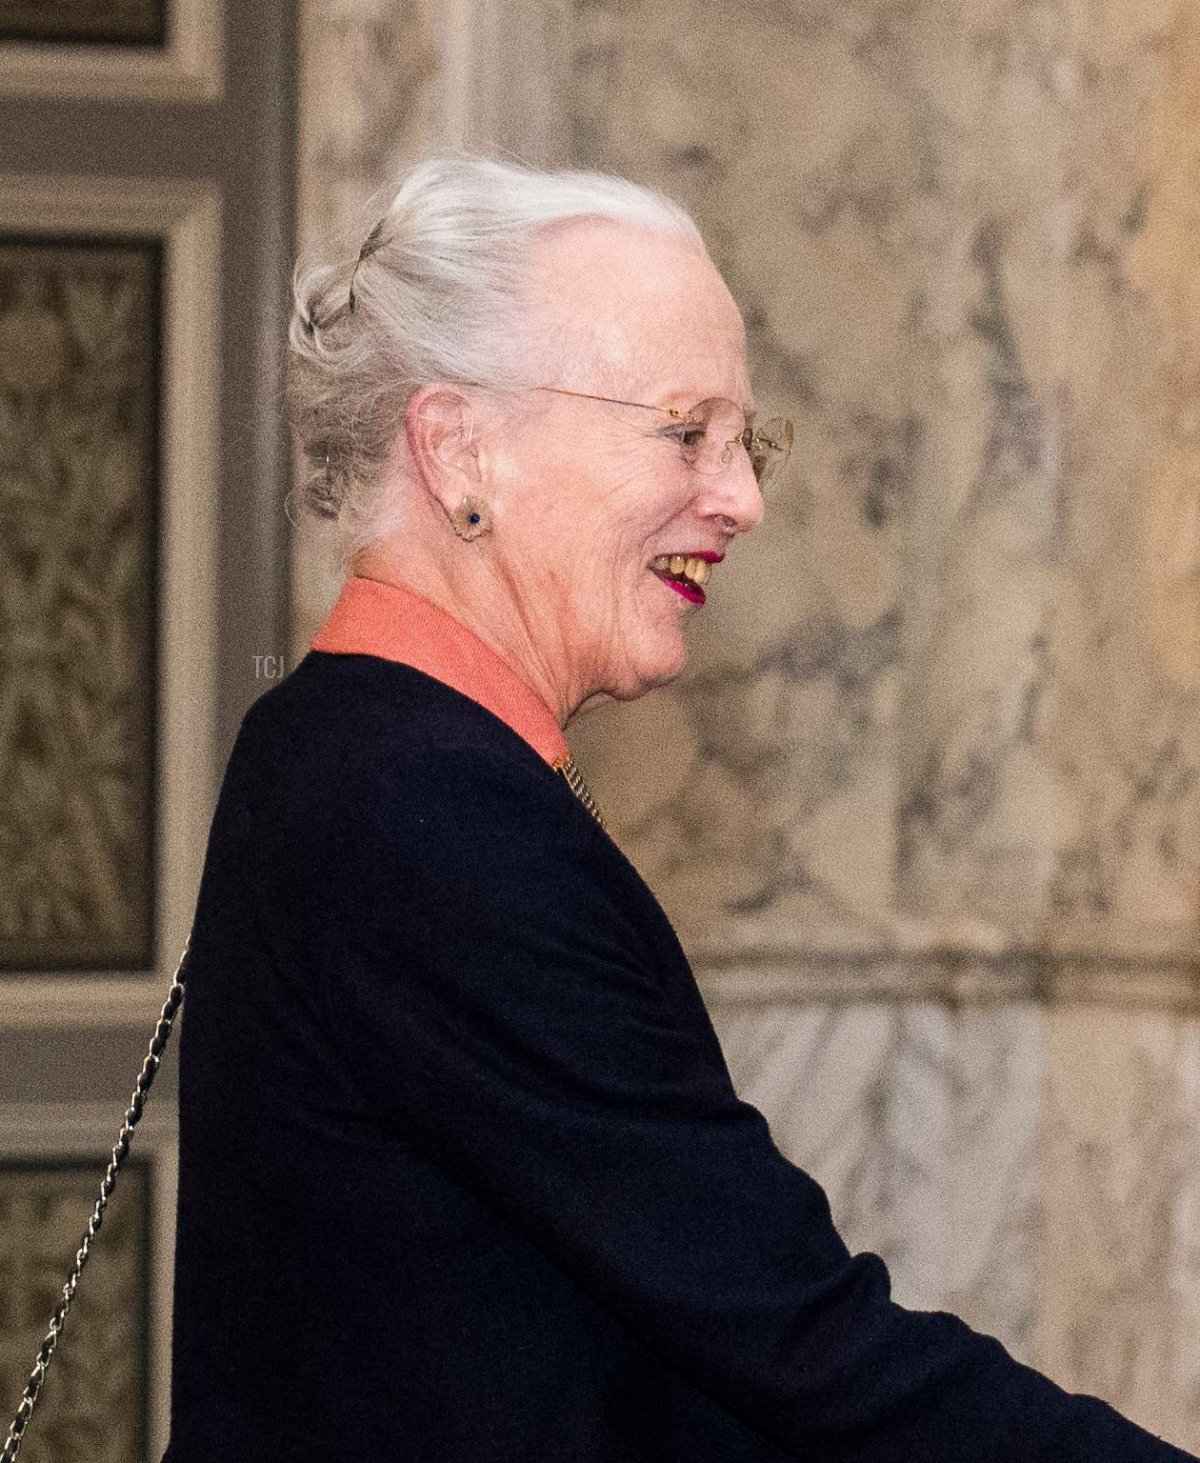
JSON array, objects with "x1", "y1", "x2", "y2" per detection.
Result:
[
  {"x1": 2, "y1": 758, "x2": 605, "y2": 1461},
  {"x1": 2, "y1": 938, "x2": 190, "y2": 1463}
]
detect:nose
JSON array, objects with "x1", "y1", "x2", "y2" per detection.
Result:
[{"x1": 696, "y1": 444, "x2": 764, "y2": 533}]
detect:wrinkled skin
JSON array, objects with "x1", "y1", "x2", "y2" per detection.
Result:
[{"x1": 354, "y1": 218, "x2": 764, "y2": 727}]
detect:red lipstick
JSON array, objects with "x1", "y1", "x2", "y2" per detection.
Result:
[{"x1": 657, "y1": 576, "x2": 705, "y2": 605}]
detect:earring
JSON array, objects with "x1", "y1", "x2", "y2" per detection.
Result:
[{"x1": 450, "y1": 495, "x2": 491, "y2": 542}]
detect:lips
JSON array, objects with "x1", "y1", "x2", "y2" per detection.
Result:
[
  {"x1": 656, "y1": 573, "x2": 705, "y2": 605},
  {"x1": 649, "y1": 550, "x2": 725, "y2": 606}
]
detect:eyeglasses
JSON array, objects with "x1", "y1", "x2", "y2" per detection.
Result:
[{"x1": 531, "y1": 385, "x2": 794, "y2": 490}]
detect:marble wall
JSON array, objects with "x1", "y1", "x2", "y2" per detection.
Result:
[{"x1": 294, "y1": 0, "x2": 1200, "y2": 1448}]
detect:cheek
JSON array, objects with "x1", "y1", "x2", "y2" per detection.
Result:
[
  {"x1": 549, "y1": 478, "x2": 664, "y2": 588},
  {"x1": 502, "y1": 436, "x2": 692, "y2": 611}
]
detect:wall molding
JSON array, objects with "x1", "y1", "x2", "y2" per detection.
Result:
[
  {"x1": 696, "y1": 946, "x2": 1200, "y2": 1011},
  {"x1": 0, "y1": 0, "x2": 224, "y2": 103},
  {"x1": 0, "y1": 175, "x2": 220, "y2": 1029},
  {"x1": 0, "y1": 972, "x2": 181, "y2": 1029}
]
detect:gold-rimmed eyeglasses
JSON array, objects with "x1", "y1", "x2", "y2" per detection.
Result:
[
  {"x1": 450, "y1": 378, "x2": 794, "y2": 490},
  {"x1": 530, "y1": 385, "x2": 794, "y2": 490}
]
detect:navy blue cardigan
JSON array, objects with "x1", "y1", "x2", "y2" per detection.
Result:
[{"x1": 163, "y1": 650, "x2": 1196, "y2": 1462}]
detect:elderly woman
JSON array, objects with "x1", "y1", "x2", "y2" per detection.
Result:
[{"x1": 163, "y1": 158, "x2": 1195, "y2": 1462}]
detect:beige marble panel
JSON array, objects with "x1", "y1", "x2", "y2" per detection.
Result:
[
  {"x1": 291, "y1": 0, "x2": 578, "y2": 657},
  {"x1": 568, "y1": 0, "x2": 1200, "y2": 991},
  {"x1": 291, "y1": 0, "x2": 1200, "y2": 979},
  {"x1": 284, "y1": 0, "x2": 1200, "y2": 1450},
  {"x1": 570, "y1": 0, "x2": 914, "y2": 954},
  {"x1": 717, "y1": 995, "x2": 1200, "y2": 1448},
  {"x1": 1041, "y1": 1005, "x2": 1200, "y2": 1449},
  {"x1": 899, "y1": 0, "x2": 1200, "y2": 955},
  {"x1": 711, "y1": 999, "x2": 1045, "y2": 1367}
]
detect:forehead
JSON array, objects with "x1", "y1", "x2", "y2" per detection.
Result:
[{"x1": 524, "y1": 218, "x2": 749, "y2": 405}]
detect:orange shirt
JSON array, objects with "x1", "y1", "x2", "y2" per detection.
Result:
[{"x1": 311, "y1": 574, "x2": 570, "y2": 768}]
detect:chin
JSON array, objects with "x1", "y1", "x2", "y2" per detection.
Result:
[{"x1": 616, "y1": 646, "x2": 689, "y2": 701}]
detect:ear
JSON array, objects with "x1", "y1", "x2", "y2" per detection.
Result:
[{"x1": 404, "y1": 384, "x2": 480, "y2": 514}]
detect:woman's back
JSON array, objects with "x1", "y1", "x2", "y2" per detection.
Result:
[{"x1": 164, "y1": 650, "x2": 798, "y2": 1461}]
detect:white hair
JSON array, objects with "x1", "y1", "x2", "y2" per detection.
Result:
[{"x1": 287, "y1": 154, "x2": 706, "y2": 561}]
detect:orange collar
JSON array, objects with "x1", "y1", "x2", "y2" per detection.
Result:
[{"x1": 310, "y1": 575, "x2": 569, "y2": 767}]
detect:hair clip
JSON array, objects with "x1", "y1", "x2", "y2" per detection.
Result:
[{"x1": 347, "y1": 218, "x2": 386, "y2": 314}]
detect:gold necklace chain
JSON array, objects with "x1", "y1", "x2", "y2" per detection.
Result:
[{"x1": 554, "y1": 754, "x2": 607, "y2": 831}]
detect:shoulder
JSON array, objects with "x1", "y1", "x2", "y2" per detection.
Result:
[
  {"x1": 210, "y1": 654, "x2": 694, "y2": 1021},
  {"x1": 223, "y1": 649, "x2": 602, "y2": 882},
  {"x1": 238, "y1": 650, "x2": 539, "y2": 770}
]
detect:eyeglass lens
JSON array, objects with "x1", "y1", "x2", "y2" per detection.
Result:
[{"x1": 682, "y1": 400, "x2": 793, "y2": 487}]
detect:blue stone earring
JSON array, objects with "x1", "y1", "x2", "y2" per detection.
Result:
[{"x1": 450, "y1": 495, "x2": 491, "y2": 542}]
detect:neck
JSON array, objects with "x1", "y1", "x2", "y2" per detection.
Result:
[{"x1": 351, "y1": 538, "x2": 581, "y2": 729}]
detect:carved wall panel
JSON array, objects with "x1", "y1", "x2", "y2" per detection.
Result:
[
  {"x1": 0, "y1": 1159, "x2": 151, "y2": 1462},
  {"x1": 0, "y1": 1100, "x2": 177, "y2": 1463},
  {"x1": 0, "y1": 236, "x2": 160, "y2": 971}
]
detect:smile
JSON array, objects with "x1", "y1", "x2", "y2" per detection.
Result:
[{"x1": 649, "y1": 553, "x2": 715, "y2": 606}]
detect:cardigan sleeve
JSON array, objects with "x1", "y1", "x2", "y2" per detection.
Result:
[{"x1": 277, "y1": 740, "x2": 1195, "y2": 1463}]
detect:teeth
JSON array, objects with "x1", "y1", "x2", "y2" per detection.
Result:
[{"x1": 650, "y1": 553, "x2": 712, "y2": 588}]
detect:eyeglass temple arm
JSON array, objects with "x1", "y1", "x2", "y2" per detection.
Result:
[{"x1": 534, "y1": 384, "x2": 686, "y2": 417}]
